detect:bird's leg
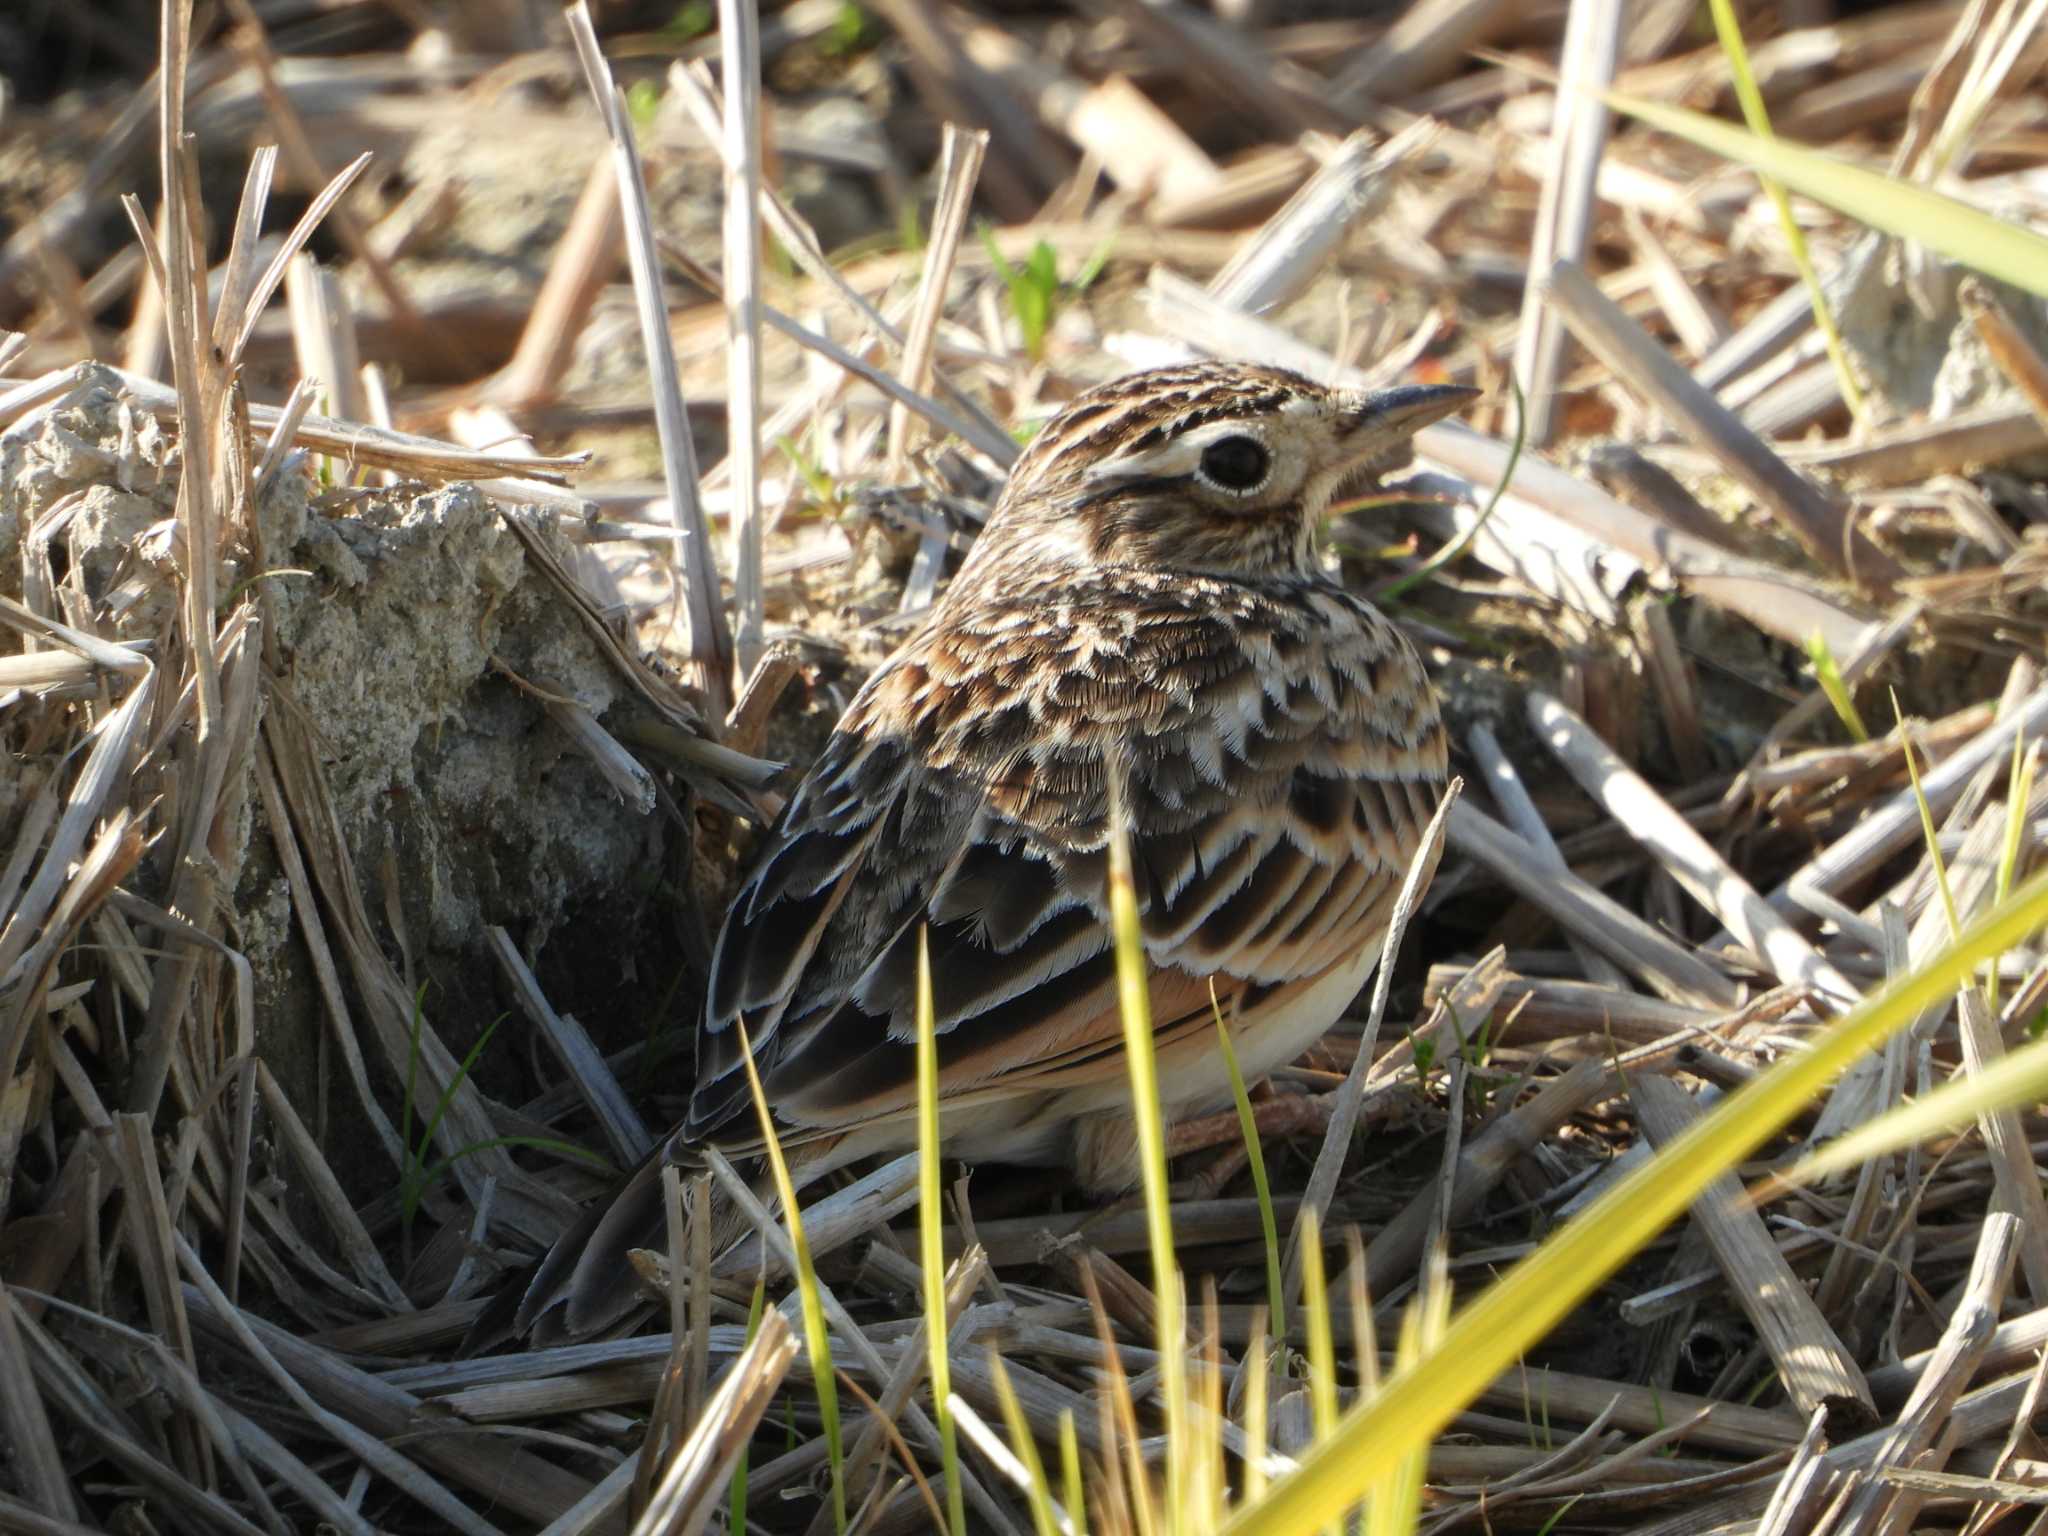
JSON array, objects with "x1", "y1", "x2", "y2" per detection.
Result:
[
  {"x1": 1165, "y1": 1093, "x2": 1332, "y2": 1158},
  {"x1": 1166, "y1": 1093, "x2": 1334, "y2": 1199}
]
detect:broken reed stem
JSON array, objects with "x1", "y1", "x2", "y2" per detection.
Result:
[
  {"x1": 1540, "y1": 258, "x2": 1898, "y2": 589},
  {"x1": 1293, "y1": 778, "x2": 1460, "y2": 1289},
  {"x1": 1513, "y1": 0, "x2": 1621, "y2": 446},
  {"x1": 563, "y1": 0, "x2": 733, "y2": 717},
  {"x1": 486, "y1": 157, "x2": 620, "y2": 409},
  {"x1": 1528, "y1": 690, "x2": 1862, "y2": 1006},
  {"x1": 154, "y1": 0, "x2": 220, "y2": 740},
  {"x1": 886, "y1": 124, "x2": 987, "y2": 481},
  {"x1": 718, "y1": 0, "x2": 768, "y2": 681},
  {"x1": 1833, "y1": 1212, "x2": 2021, "y2": 1532},
  {"x1": 1445, "y1": 800, "x2": 1741, "y2": 1008},
  {"x1": 1631, "y1": 1074, "x2": 1876, "y2": 1432}
]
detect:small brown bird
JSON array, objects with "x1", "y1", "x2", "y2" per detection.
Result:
[{"x1": 508, "y1": 362, "x2": 1472, "y2": 1342}]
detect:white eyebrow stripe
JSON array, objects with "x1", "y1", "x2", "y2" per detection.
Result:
[{"x1": 1083, "y1": 420, "x2": 1272, "y2": 484}]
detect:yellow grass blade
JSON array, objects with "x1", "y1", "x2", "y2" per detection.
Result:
[
  {"x1": 1897, "y1": 692, "x2": 1960, "y2": 943},
  {"x1": 992, "y1": 1352, "x2": 1066, "y2": 1536},
  {"x1": 1298, "y1": 1210, "x2": 1337, "y2": 1444},
  {"x1": 1241, "y1": 1310, "x2": 1271, "y2": 1506},
  {"x1": 1059, "y1": 1411, "x2": 1089, "y2": 1536},
  {"x1": 1993, "y1": 735, "x2": 2038, "y2": 1011},
  {"x1": 1704, "y1": 0, "x2": 1867, "y2": 424},
  {"x1": 916, "y1": 926, "x2": 968, "y2": 1536},
  {"x1": 1367, "y1": 1255, "x2": 1448, "y2": 1536},
  {"x1": 735, "y1": 1018, "x2": 846, "y2": 1532},
  {"x1": 1213, "y1": 982, "x2": 1285, "y2": 1337},
  {"x1": 1106, "y1": 773, "x2": 1189, "y2": 1536},
  {"x1": 1220, "y1": 869, "x2": 2048, "y2": 1536}
]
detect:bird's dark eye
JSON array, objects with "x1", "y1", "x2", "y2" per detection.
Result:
[{"x1": 1198, "y1": 435, "x2": 1270, "y2": 493}]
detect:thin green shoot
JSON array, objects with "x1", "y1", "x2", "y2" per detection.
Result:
[
  {"x1": 730, "y1": 1275, "x2": 767, "y2": 1534},
  {"x1": 1104, "y1": 774, "x2": 1188, "y2": 1535},
  {"x1": 1805, "y1": 630, "x2": 1868, "y2": 742},
  {"x1": 663, "y1": 0, "x2": 713, "y2": 39},
  {"x1": 1058, "y1": 1411, "x2": 1089, "y2": 1536},
  {"x1": 1242, "y1": 1308, "x2": 1272, "y2": 1506},
  {"x1": 1296, "y1": 1210, "x2": 1342, "y2": 1536},
  {"x1": 1196, "y1": 1294, "x2": 1227, "y2": 1530},
  {"x1": 1076, "y1": 1260, "x2": 1157, "y2": 1536},
  {"x1": 819, "y1": 1, "x2": 879, "y2": 57},
  {"x1": 625, "y1": 77, "x2": 662, "y2": 134},
  {"x1": 775, "y1": 433, "x2": 842, "y2": 515},
  {"x1": 916, "y1": 926, "x2": 967, "y2": 1536},
  {"x1": 734, "y1": 1017, "x2": 847, "y2": 1533},
  {"x1": 896, "y1": 197, "x2": 925, "y2": 258},
  {"x1": 1298, "y1": 1207, "x2": 1337, "y2": 1442},
  {"x1": 991, "y1": 1352, "x2": 1065, "y2": 1536},
  {"x1": 1704, "y1": 0, "x2": 1868, "y2": 426},
  {"x1": 399, "y1": 999, "x2": 605, "y2": 1236},
  {"x1": 1070, "y1": 232, "x2": 1116, "y2": 296},
  {"x1": 1346, "y1": 1228, "x2": 1377, "y2": 1405},
  {"x1": 980, "y1": 228, "x2": 1059, "y2": 361},
  {"x1": 1895, "y1": 690, "x2": 1960, "y2": 944},
  {"x1": 1212, "y1": 981, "x2": 1285, "y2": 1338},
  {"x1": 977, "y1": 229, "x2": 1109, "y2": 363},
  {"x1": 1376, "y1": 374, "x2": 1524, "y2": 605}
]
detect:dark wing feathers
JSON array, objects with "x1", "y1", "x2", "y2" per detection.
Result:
[{"x1": 684, "y1": 574, "x2": 1445, "y2": 1148}]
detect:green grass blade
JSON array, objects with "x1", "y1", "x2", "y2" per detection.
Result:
[
  {"x1": 1212, "y1": 986, "x2": 1285, "y2": 1338},
  {"x1": 1220, "y1": 868, "x2": 2048, "y2": 1536},
  {"x1": 735, "y1": 1018, "x2": 847, "y2": 1533},
  {"x1": 1105, "y1": 775, "x2": 1188, "y2": 1535},
  {"x1": 403, "y1": 1002, "x2": 518, "y2": 1230},
  {"x1": 917, "y1": 926, "x2": 968, "y2": 1536},
  {"x1": 1601, "y1": 88, "x2": 2048, "y2": 299},
  {"x1": 409, "y1": 1135, "x2": 609, "y2": 1203}
]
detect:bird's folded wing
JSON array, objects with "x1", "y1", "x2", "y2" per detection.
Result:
[{"x1": 685, "y1": 605, "x2": 1443, "y2": 1147}]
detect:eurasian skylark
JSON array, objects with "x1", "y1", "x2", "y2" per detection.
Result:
[{"x1": 510, "y1": 361, "x2": 1473, "y2": 1341}]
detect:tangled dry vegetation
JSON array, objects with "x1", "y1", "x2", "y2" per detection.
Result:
[{"x1": 6, "y1": 0, "x2": 2048, "y2": 1531}]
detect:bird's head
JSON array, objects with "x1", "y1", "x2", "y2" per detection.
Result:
[{"x1": 964, "y1": 362, "x2": 1479, "y2": 581}]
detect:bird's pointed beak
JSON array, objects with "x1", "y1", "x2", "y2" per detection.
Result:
[{"x1": 1337, "y1": 382, "x2": 1481, "y2": 461}]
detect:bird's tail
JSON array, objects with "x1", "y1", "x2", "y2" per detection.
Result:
[
  {"x1": 461, "y1": 1135, "x2": 834, "y2": 1355},
  {"x1": 464, "y1": 1141, "x2": 759, "y2": 1353},
  {"x1": 460, "y1": 1149, "x2": 661, "y2": 1353}
]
